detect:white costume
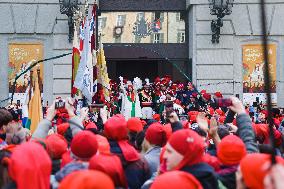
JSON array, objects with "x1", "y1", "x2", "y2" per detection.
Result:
[{"x1": 119, "y1": 77, "x2": 142, "y2": 120}]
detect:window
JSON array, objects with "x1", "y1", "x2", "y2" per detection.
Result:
[
  {"x1": 98, "y1": 17, "x2": 107, "y2": 29},
  {"x1": 116, "y1": 15, "x2": 126, "y2": 26},
  {"x1": 176, "y1": 12, "x2": 185, "y2": 21},
  {"x1": 177, "y1": 32, "x2": 185, "y2": 43},
  {"x1": 137, "y1": 12, "x2": 145, "y2": 21},
  {"x1": 114, "y1": 36, "x2": 121, "y2": 43},
  {"x1": 153, "y1": 11, "x2": 164, "y2": 22},
  {"x1": 153, "y1": 33, "x2": 164, "y2": 43}
]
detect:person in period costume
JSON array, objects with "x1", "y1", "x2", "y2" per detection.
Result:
[
  {"x1": 119, "y1": 77, "x2": 142, "y2": 120},
  {"x1": 139, "y1": 79, "x2": 154, "y2": 120}
]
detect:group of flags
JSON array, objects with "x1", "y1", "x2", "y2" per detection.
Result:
[
  {"x1": 72, "y1": 4, "x2": 110, "y2": 103},
  {"x1": 22, "y1": 4, "x2": 108, "y2": 134}
]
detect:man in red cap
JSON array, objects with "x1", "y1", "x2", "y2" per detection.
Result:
[
  {"x1": 142, "y1": 122, "x2": 167, "y2": 176},
  {"x1": 163, "y1": 129, "x2": 218, "y2": 189},
  {"x1": 104, "y1": 115, "x2": 150, "y2": 189},
  {"x1": 32, "y1": 97, "x2": 84, "y2": 140}
]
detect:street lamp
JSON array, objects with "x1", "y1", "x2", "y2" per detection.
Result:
[
  {"x1": 208, "y1": 0, "x2": 234, "y2": 43},
  {"x1": 59, "y1": 0, "x2": 79, "y2": 43}
]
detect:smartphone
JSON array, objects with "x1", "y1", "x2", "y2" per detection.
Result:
[
  {"x1": 215, "y1": 98, "x2": 232, "y2": 108},
  {"x1": 224, "y1": 110, "x2": 235, "y2": 124}
]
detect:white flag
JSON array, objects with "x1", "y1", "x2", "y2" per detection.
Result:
[{"x1": 74, "y1": 13, "x2": 94, "y2": 104}]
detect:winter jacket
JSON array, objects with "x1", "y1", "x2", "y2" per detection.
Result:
[
  {"x1": 109, "y1": 140, "x2": 151, "y2": 189},
  {"x1": 181, "y1": 162, "x2": 219, "y2": 189},
  {"x1": 236, "y1": 113, "x2": 259, "y2": 153},
  {"x1": 143, "y1": 146, "x2": 161, "y2": 176}
]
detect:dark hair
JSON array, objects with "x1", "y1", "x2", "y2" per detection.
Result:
[
  {"x1": 0, "y1": 109, "x2": 13, "y2": 128},
  {"x1": 217, "y1": 125, "x2": 230, "y2": 139}
]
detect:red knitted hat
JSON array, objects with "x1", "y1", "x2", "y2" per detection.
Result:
[
  {"x1": 217, "y1": 135, "x2": 247, "y2": 165},
  {"x1": 104, "y1": 115, "x2": 128, "y2": 141},
  {"x1": 70, "y1": 131, "x2": 98, "y2": 160},
  {"x1": 127, "y1": 117, "x2": 143, "y2": 132},
  {"x1": 214, "y1": 92, "x2": 223, "y2": 98},
  {"x1": 96, "y1": 135, "x2": 111, "y2": 154},
  {"x1": 45, "y1": 134, "x2": 68, "y2": 159},
  {"x1": 168, "y1": 129, "x2": 204, "y2": 170},
  {"x1": 89, "y1": 154, "x2": 127, "y2": 188},
  {"x1": 59, "y1": 170, "x2": 114, "y2": 189},
  {"x1": 153, "y1": 114, "x2": 161, "y2": 122},
  {"x1": 56, "y1": 123, "x2": 70, "y2": 136},
  {"x1": 145, "y1": 123, "x2": 167, "y2": 147},
  {"x1": 240, "y1": 153, "x2": 284, "y2": 189},
  {"x1": 151, "y1": 171, "x2": 203, "y2": 189},
  {"x1": 85, "y1": 122, "x2": 98, "y2": 130}
]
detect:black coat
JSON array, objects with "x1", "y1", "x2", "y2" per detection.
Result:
[{"x1": 181, "y1": 163, "x2": 219, "y2": 189}]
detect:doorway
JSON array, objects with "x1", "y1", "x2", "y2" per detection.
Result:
[{"x1": 107, "y1": 60, "x2": 159, "y2": 81}]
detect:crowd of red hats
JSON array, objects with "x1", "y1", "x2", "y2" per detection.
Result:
[{"x1": 0, "y1": 92, "x2": 284, "y2": 189}]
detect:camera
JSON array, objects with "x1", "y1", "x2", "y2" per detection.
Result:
[
  {"x1": 215, "y1": 98, "x2": 232, "y2": 108},
  {"x1": 55, "y1": 99, "x2": 65, "y2": 109}
]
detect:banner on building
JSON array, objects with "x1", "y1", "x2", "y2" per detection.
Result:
[
  {"x1": 242, "y1": 44, "x2": 277, "y2": 105},
  {"x1": 8, "y1": 43, "x2": 43, "y2": 104}
]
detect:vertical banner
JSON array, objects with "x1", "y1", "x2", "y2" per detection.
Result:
[
  {"x1": 8, "y1": 43, "x2": 43, "y2": 104},
  {"x1": 242, "y1": 44, "x2": 277, "y2": 105}
]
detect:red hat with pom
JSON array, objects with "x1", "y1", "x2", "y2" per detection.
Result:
[
  {"x1": 45, "y1": 134, "x2": 68, "y2": 160},
  {"x1": 145, "y1": 123, "x2": 167, "y2": 147},
  {"x1": 70, "y1": 131, "x2": 98, "y2": 160}
]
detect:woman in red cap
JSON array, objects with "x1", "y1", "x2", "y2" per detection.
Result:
[
  {"x1": 163, "y1": 129, "x2": 218, "y2": 189},
  {"x1": 104, "y1": 115, "x2": 150, "y2": 189}
]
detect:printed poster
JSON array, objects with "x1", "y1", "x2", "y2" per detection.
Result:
[
  {"x1": 242, "y1": 44, "x2": 277, "y2": 105},
  {"x1": 8, "y1": 43, "x2": 43, "y2": 104}
]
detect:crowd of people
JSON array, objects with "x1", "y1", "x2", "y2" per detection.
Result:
[{"x1": 0, "y1": 75, "x2": 284, "y2": 189}]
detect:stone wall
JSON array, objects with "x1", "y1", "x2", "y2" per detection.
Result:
[
  {"x1": 187, "y1": 0, "x2": 284, "y2": 107},
  {"x1": 0, "y1": 0, "x2": 74, "y2": 106}
]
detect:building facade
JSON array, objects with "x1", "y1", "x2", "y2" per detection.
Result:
[{"x1": 0, "y1": 0, "x2": 283, "y2": 107}]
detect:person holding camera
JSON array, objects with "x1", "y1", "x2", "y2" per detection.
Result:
[{"x1": 32, "y1": 97, "x2": 84, "y2": 140}]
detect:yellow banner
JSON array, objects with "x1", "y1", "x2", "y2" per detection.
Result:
[
  {"x1": 242, "y1": 44, "x2": 276, "y2": 93},
  {"x1": 8, "y1": 43, "x2": 44, "y2": 93}
]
